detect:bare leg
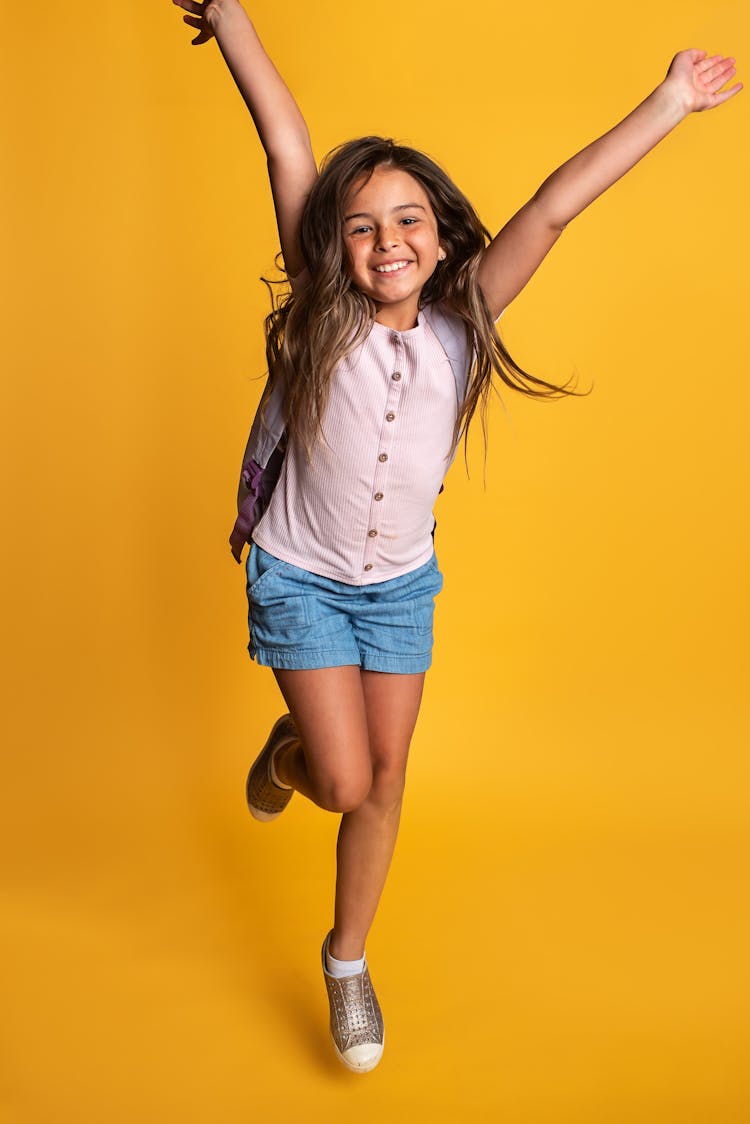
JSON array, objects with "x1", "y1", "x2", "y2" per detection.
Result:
[
  {"x1": 330, "y1": 670, "x2": 425, "y2": 959},
  {"x1": 272, "y1": 666, "x2": 373, "y2": 812},
  {"x1": 269, "y1": 666, "x2": 426, "y2": 961}
]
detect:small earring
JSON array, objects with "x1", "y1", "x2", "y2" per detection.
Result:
[{"x1": 437, "y1": 250, "x2": 447, "y2": 262}]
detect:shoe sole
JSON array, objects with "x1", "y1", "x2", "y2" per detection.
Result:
[
  {"x1": 246, "y1": 714, "x2": 296, "y2": 822},
  {"x1": 247, "y1": 804, "x2": 278, "y2": 823}
]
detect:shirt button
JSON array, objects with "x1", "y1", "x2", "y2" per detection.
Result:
[
  {"x1": 378, "y1": 452, "x2": 388, "y2": 463},
  {"x1": 374, "y1": 492, "x2": 383, "y2": 501},
  {"x1": 368, "y1": 529, "x2": 378, "y2": 538},
  {"x1": 392, "y1": 371, "x2": 402, "y2": 381},
  {"x1": 385, "y1": 412, "x2": 395, "y2": 422},
  {"x1": 364, "y1": 564, "x2": 373, "y2": 572}
]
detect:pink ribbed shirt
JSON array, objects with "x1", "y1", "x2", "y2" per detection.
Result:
[{"x1": 252, "y1": 303, "x2": 472, "y2": 585}]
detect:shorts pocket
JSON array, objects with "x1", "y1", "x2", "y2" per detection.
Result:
[
  {"x1": 247, "y1": 549, "x2": 312, "y2": 652},
  {"x1": 246, "y1": 544, "x2": 290, "y2": 598}
]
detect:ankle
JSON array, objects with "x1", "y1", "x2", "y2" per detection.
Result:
[{"x1": 328, "y1": 932, "x2": 366, "y2": 962}]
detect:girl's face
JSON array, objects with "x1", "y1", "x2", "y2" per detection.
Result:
[{"x1": 341, "y1": 166, "x2": 446, "y2": 328}]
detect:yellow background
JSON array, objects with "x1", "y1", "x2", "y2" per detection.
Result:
[{"x1": 3, "y1": 0, "x2": 749, "y2": 1120}]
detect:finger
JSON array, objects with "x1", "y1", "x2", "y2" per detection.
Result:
[
  {"x1": 699, "y1": 81, "x2": 743, "y2": 109},
  {"x1": 698, "y1": 61, "x2": 735, "y2": 90},
  {"x1": 715, "y1": 82, "x2": 743, "y2": 104},
  {"x1": 708, "y1": 56, "x2": 736, "y2": 74},
  {"x1": 695, "y1": 54, "x2": 723, "y2": 76},
  {"x1": 183, "y1": 14, "x2": 203, "y2": 28},
  {"x1": 173, "y1": 0, "x2": 204, "y2": 14},
  {"x1": 707, "y1": 63, "x2": 737, "y2": 91}
]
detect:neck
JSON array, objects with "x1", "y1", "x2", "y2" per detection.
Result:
[{"x1": 373, "y1": 299, "x2": 420, "y2": 333}]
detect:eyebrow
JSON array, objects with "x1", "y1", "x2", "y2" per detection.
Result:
[{"x1": 343, "y1": 203, "x2": 427, "y2": 222}]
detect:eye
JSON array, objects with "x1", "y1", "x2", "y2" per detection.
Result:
[
  {"x1": 347, "y1": 225, "x2": 371, "y2": 236},
  {"x1": 400, "y1": 217, "x2": 418, "y2": 225}
]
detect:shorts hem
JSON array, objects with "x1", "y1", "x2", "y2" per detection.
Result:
[
  {"x1": 359, "y1": 653, "x2": 433, "y2": 674},
  {"x1": 249, "y1": 645, "x2": 361, "y2": 670},
  {"x1": 249, "y1": 645, "x2": 432, "y2": 673}
]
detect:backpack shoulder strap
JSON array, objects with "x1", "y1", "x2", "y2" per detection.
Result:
[
  {"x1": 422, "y1": 302, "x2": 475, "y2": 405},
  {"x1": 241, "y1": 378, "x2": 286, "y2": 470}
]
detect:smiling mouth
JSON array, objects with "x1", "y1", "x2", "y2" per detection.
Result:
[{"x1": 373, "y1": 260, "x2": 412, "y2": 274}]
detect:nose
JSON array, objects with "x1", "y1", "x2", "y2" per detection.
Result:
[{"x1": 375, "y1": 223, "x2": 400, "y2": 252}]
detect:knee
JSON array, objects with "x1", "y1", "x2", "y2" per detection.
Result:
[
  {"x1": 368, "y1": 762, "x2": 407, "y2": 811},
  {"x1": 316, "y1": 770, "x2": 373, "y2": 814}
]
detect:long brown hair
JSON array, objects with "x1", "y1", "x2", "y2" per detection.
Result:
[{"x1": 262, "y1": 136, "x2": 588, "y2": 458}]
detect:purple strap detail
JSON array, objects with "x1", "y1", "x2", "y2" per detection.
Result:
[
  {"x1": 229, "y1": 458, "x2": 267, "y2": 564},
  {"x1": 229, "y1": 445, "x2": 286, "y2": 563},
  {"x1": 241, "y1": 459, "x2": 265, "y2": 493}
]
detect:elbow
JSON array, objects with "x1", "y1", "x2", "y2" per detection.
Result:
[
  {"x1": 530, "y1": 191, "x2": 570, "y2": 235},
  {"x1": 266, "y1": 128, "x2": 314, "y2": 166}
]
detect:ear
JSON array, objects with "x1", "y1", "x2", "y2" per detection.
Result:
[{"x1": 437, "y1": 247, "x2": 447, "y2": 262}]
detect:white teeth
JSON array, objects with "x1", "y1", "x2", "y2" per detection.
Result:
[{"x1": 375, "y1": 261, "x2": 410, "y2": 273}]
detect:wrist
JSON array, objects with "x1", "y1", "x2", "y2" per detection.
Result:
[
  {"x1": 207, "y1": 0, "x2": 249, "y2": 36},
  {"x1": 652, "y1": 78, "x2": 692, "y2": 124}
]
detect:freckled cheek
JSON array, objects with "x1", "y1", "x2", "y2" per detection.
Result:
[
  {"x1": 423, "y1": 230, "x2": 441, "y2": 256},
  {"x1": 347, "y1": 251, "x2": 373, "y2": 282},
  {"x1": 341, "y1": 244, "x2": 361, "y2": 278}
]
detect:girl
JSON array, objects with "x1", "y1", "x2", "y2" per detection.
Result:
[{"x1": 171, "y1": 0, "x2": 741, "y2": 1074}]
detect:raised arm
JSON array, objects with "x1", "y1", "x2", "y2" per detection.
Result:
[
  {"x1": 173, "y1": 0, "x2": 318, "y2": 278},
  {"x1": 477, "y1": 50, "x2": 742, "y2": 321}
]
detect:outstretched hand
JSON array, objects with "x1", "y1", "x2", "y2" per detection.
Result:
[
  {"x1": 664, "y1": 49, "x2": 742, "y2": 113},
  {"x1": 171, "y1": 0, "x2": 225, "y2": 46}
]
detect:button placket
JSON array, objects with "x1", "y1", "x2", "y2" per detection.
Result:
[{"x1": 362, "y1": 335, "x2": 406, "y2": 573}]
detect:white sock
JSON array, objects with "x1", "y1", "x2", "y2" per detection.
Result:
[
  {"x1": 270, "y1": 742, "x2": 293, "y2": 790},
  {"x1": 326, "y1": 940, "x2": 366, "y2": 978}
]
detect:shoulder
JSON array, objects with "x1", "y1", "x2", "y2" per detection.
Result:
[{"x1": 422, "y1": 298, "x2": 505, "y2": 332}]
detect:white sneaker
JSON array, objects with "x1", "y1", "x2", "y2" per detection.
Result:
[{"x1": 321, "y1": 931, "x2": 385, "y2": 1073}]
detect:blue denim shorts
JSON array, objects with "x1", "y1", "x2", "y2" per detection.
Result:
[{"x1": 245, "y1": 544, "x2": 444, "y2": 673}]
